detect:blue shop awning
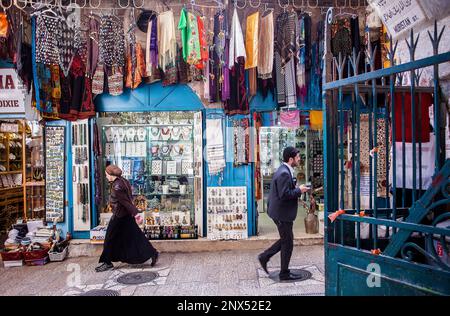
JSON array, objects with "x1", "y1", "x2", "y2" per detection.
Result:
[{"x1": 94, "y1": 82, "x2": 204, "y2": 112}]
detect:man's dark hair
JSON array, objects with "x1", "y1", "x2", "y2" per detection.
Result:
[{"x1": 283, "y1": 146, "x2": 300, "y2": 163}]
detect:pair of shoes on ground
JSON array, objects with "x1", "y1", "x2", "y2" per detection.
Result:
[
  {"x1": 95, "y1": 262, "x2": 113, "y2": 272},
  {"x1": 257, "y1": 254, "x2": 303, "y2": 281}
]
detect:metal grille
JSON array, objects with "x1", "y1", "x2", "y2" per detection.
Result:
[
  {"x1": 268, "y1": 269, "x2": 313, "y2": 282},
  {"x1": 117, "y1": 272, "x2": 159, "y2": 285},
  {"x1": 80, "y1": 289, "x2": 120, "y2": 296}
]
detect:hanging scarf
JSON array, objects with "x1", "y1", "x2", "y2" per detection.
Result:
[
  {"x1": 258, "y1": 12, "x2": 274, "y2": 79},
  {"x1": 228, "y1": 7, "x2": 246, "y2": 69},
  {"x1": 146, "y1": 18, "x2": 153, "y2": 77},
  {"x1": 275, "y1": 11, "x2": 298, "y2": 70},
  {"x1": 206, "y1": 118, "x2": 226, "y2": 175},
  {"x1": 196, "y1": 15, "x2": 208, "y2": 70},
  {"x1": 296, "y1": 16, "x2": 306, "y2": 103},
  {"x1": 158, "y1": 10, "x2": 176, "y2": 72},
  {"x1": 245, "y1": 12, "x2": 259, "y2": 69}
]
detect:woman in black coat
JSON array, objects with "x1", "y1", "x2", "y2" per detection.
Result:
[{"x1": 96, "y1": 165, "x2": 159, "y2": 272}]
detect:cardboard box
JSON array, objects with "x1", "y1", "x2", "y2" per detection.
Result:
[{"x1": 90, "y1": 226, "x2": 107, "y2": 244}]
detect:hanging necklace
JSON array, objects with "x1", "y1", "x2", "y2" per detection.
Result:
[
  {"x1": 171, "y1": 127, "x2": 181, "y2": 140},
  {"x1": 160, "y1": 127, "x2": 171, "y2": 140},
  {"x1": 161, "y1": 144, "x2": 171, "y2": 155},
  {"x1": 172, "y1": 144, "x2": 184, "y2": 156},
  {"x1": 150, "y1": 127, "x2": 160, "y2": 139}
]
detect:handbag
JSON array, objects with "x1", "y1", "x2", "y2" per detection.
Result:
[
  {"x1": 108, "y1": 66, "x2": 123, "y2": 96},
  {"x1": 92, "y1": 62, "x2": 105, "y2": 95}
]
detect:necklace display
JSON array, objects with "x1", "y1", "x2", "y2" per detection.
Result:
[
  {"x1": 150, "y1": 127, "x2": 160, "y2": 140},
  {"x1": 171, "y1": 127, "x2": 181, "y2": 140}
]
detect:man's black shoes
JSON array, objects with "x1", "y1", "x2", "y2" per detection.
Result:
[
  {"x1": 95, "y1": 262, "x2": 113, "y2": 272},
  {"x1": 258, "y1": 254, "x2": 269, "y2": 274},
  {"x1": 151, "y1": 252, "x2": 159, "y2": 267},
  {"x1": 279, "y1": 273, "x2": 303, "y2": 281}
]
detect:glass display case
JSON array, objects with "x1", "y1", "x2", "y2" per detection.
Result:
[
  {"x1": 98, "y1": 112, "x2": 203, "y2": 240},
  {"x1": 0, "y1": 120, "x2": 25, "y2": 235},
  {"x1": 25, "y1": 121, "x2": 45, "y2": 220}
]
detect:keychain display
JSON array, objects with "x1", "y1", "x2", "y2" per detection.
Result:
[
  {"x1": 72, "y1": 120, "x2": 91, "y2": 231},
  {"x1": 45, "y1": 126, "x2": 65, "y2": 223},
  {"x1": 207, "y1": 186, "x2": 248, "y2": 240}
]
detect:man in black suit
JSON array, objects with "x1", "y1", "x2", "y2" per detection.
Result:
[{"x1": 258, "y1": 146, "x2": 310, "y2": 281}]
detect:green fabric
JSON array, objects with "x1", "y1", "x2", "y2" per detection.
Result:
[
  {"x1": 178, "y1": 8, "x2": 188, "y2": 61},
  {"x1": 187, "y1": 12, "x2": 201, "y2": 65}
]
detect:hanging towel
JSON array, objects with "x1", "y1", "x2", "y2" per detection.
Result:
[
  {"x1": 244, "y1": 12, "x2": 259, "y2": 69},
  {"x1": 229, "y1": 7, "x2": 246, "y2": 69},
  {"x1": 158, "y1": 10, "x2": 176, "y2": 72},
  {"x1": 206, "y1": 119, "x2": 226, "y2": 175},
  {"x1": 258, "y1": 12, "x2": 274, "y2": 79}
]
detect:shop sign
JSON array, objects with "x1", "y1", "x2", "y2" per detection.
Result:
[
  {"x1": 368, "y1": 0, "x2": 427, "y2": 39},
  {"x1": 0, "y1": 68, "x2": 25, "y2": 114}
]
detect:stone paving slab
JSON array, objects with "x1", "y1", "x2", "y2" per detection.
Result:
[{"x1": 0, "y1": 246, "x2": 324, "y2": 296}]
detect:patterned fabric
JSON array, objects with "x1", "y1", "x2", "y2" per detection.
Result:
[
  {"x1": 196, "y1": 15, "x2": 208, "y2": 70},
  {"x1": 258, "y1": 12, "x2": 274, "y2": 79},
  {"x1": 178, "y1": 9, "x2": 201, "y2": 65},
  {"x1": 280, "y1": 110, "x2": 300, "y2": 128},
  {"x1": 275, "y1": 52, "x2": 285, "y2": 106},
  {"x1": 275, "y1": 11, "x2": 298, "y2": 69},
  {"x1": 254, "y1": 112, "x2": 262, "y2": 200},
  {"x1": 233, "y1": 118, "x2": 250, "y2": 166},
  {"x1": 244, "y1": 12, "x2": 259, "y2": 69},
  {"x1": 296, "y1": 16, "x2": 306, "y2": 102},
  {"x1": 283, "y1": 58, "x2": 297, "y2": 109},
  {"x1": 331, "y1": 18, "x2": 352, "y2": 58},
  {"x1": 87, "y1": 16, "x2": 100, "y2": 77},
  {"x1": 36, "y1": 15, "x2": 60, "y2": 65},
  {"x1": 57, "y1": 19, "x2": 77, "y2": 77}
]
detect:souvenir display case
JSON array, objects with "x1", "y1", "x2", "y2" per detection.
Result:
[
  {"x1": 25, "y1": 121, "x2": 45, "y2": 220},
  {"x1": 207, "y1": 186, "x2": 248, "y2": 240},
  {"x1": 0, "y1": 120, "x2": 25, "y2": 234},
  {"x1": 72, "y1": 120, "x2": 91, "y2": 231},
  {"x1": 45, "y1": 126, "x2": 66, "y2": 223},
  {"x1": 97, "y1": 111, "x2": 203, "y2": 239}
]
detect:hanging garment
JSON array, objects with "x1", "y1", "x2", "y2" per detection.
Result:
[
  {"x1": 244, "y1": 12, "x2": 259, "y2": 70},
  {"x1": 225, "y1": 56, "x2": 249, "y2": 115},
  {"x1": 79, "y1": 76, "x2": 95, "y2": 119},
  {"x1": 296, "y1": 16, "x2": 306, "y2": 102},
  {"x1": 108, "y1": 67, "x2": 124, "y2": 96},
  {"x1": 206, "y1": 119, "x2": 226, "y2": 175},
  {"x1": 229, "y1": 7, "x2": 246, "y2": 69},
  {"x1": 275, "y1": 11, "x2": 298, "y2": 70},
  {"x1": 275, "y1": 51, "x2": 285, "y2": 106},
  {"x1": 126, "y1": 42, "x2": 145, "y2": 89},
  {"x1": 99, "y1": 15, "x2": 125, "y2": 69},
  {"x1": 87, "y1": 16, "x2": 100, "y2": 77},
  {"x1": 258, "y1": 12, "x2": 274, "y2": 79},
  {"x1": 393, "y1": 92, "x2": 433, "y2": 143},
  {"x1": 158, "y1": 10, "x2": 177, "y2": 72},
  {"x1": 196, "y1": 15, "x2": 208, "y2": 70},
  {"x1": 0, "y1": 13, "x2": 8, "y2": 38},
  {"x1": 178, "y1": 9, "x2": 201, "y2": 65},
  {"x1": 145, "y1": 18, "x2": 153, "y2": 77},
  {"x1": 35, "y1": 14, "x2": 61, "y2": 65},
  {"x1": 57, "y1": 19, "x2": 77, "y2": 77},
  {"x1": 283, "y1": 58, "x2": 297, "y2": 109},
  {"x1": 331, "y1": 18, "x2": 352, "y2": 58},
  {"x1": 310, "y1": 110, "x2": 323, "y2": 131},
  {"x1": 69, "y1": 54, "x2": 85, "y2": 120},
  {"x1": 222, "y1": 38, "x2": 230, "y2": 101},
  {"x1": 280, "y1": 110, "x2": 300, "y2": 128}
]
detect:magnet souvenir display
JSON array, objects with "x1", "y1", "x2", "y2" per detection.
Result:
[
  {"x1": 45, "y1": 126, "x2": 65, "y2": 223},
  {"x1": 207, "y1": 186, "x2": 248, "y2": 241}
]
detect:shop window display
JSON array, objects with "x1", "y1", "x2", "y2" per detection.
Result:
[
  {"x1": 259, "y1": 126, "x2": 324, "y2": 213},
  {"x1": 25, "y1": 121, "x2": 45, "y2": 221},
  {"x1": 98, "y1": 112, "x2": 201, "y2": 240}
]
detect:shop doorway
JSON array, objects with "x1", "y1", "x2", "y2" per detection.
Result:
[{"x1": 255, "y1": 124, "x2": 324, "y2": 238}]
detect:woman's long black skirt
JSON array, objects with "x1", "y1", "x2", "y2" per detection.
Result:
[{"x1": 99, "y1": 215, "x2": 157, "y2": 264}]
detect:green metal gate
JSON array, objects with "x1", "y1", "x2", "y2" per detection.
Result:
[{"x1": 322, "y1": 8, "x2": 450, "y2": 295}]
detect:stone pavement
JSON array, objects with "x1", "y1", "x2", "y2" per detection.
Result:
[{"x1": 0, "y1": 245, "x2": 324, "y2": 296}]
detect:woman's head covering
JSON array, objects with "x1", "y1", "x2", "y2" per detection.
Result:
[{"x1": 106, "y1": 164, "x2": 122, "y2": 177}]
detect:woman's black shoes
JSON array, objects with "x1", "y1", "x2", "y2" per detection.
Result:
[
  {"x1": 95, "y1": 262, "x2": 114, "y2": 272},
  {"x1": 151, "y1": 252, "x2": 159, "y2": 267}
]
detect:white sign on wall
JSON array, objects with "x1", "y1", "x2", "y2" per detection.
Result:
[
  {"x1": 368, "y1": 0, "x2": 427, "y2": 39},
  {"x1": 0, "y1": 68, "x2": 25, "y2": 114}
]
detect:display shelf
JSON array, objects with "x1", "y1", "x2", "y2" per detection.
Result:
[{"x1": 0, "y1": 171, "x2": 22, "y2": 175}]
